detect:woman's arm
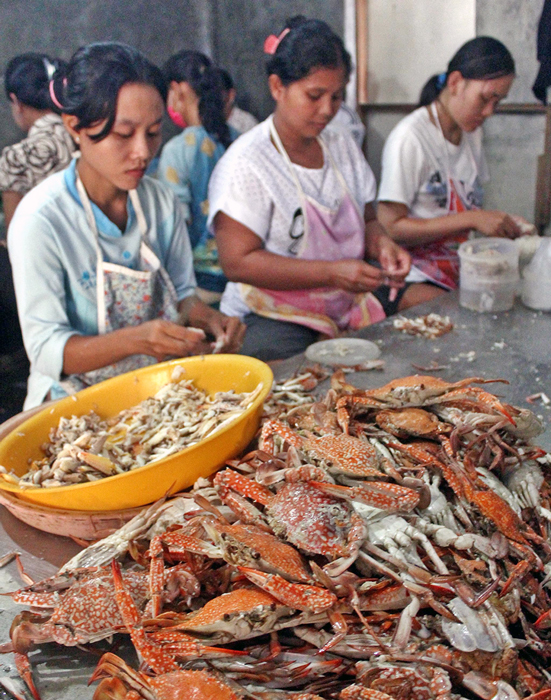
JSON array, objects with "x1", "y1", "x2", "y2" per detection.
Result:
[
  {"x1": 215, "y1": 211, "x2": 387, "y2": 294},
  {"x1": 364, "y1": 203, "x2": 410, "y2": 282},
  {"x1": 377, "y1": 201, "x2": 521, "y2": 245},
  {"x1": 2, "y1": 191, "x2": 23, "y2": 230},
  {"x1": 62, "y1": 319, "x2": 207, "y2": 374}
]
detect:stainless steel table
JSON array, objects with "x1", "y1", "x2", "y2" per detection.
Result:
[
  {"x1": 0, "y1": 292, "x2": 550, "y2": 698},
  {"x1": 274, "y1": 293, "x2": 551, "y2": 451}
]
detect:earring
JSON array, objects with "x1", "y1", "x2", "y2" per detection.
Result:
[{"x1": 75, "y1": 136, "x2": 80, "y2": 144}]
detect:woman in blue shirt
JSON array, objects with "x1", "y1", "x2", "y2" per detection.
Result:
[
  {"x1": 8, "y1": 43, "x2": 244, "y2": 408},
  {"x1": 158, "y1": 51, "x2": 239, "y2": 306}
]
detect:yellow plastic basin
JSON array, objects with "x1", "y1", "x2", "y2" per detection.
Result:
[{"x1": 0, "y1": 355, "x2": 273, "y2": 512}]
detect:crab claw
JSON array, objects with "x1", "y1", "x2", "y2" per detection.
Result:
[
  {"x1": 14, "y1": 651, "x2": 42, "y2": 700},
  {"x1": 89, "y1": 652, "x2": 146, "y2": 696},
  {"x1": 310, "y1": 481, "x2": 420, "y2": 512},
  {"x1": 340, "y1": 686, "x2": 397, "y2": 700},
  {"x1": 237, "y1": 567, "x2": 337, "y2": 613},
  {"x1": 534, "y1": 609, "x2": 551, "y2": 630}
]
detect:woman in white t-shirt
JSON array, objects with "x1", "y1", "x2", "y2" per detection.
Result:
[
  {"x1": 209, "y1": 16, "x2": 410, "y2": 361},
  {"x1": 378, "y1": 37, "x2": 525, "y2": 303}
]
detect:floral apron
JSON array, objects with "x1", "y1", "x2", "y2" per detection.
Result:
[
  {"x1": 407, "y1": 103, "x2": 479, "y2": 290},
  {"x1": 61, "y1": 176, "x2": 179, "y2": 393},
  {"x1": 239, "y1": 117, "x2": 384, "y2": 337}
]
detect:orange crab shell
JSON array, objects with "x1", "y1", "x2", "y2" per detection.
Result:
[{"x1": 204, "y1": 520, "x2": 313, "y2": 583}]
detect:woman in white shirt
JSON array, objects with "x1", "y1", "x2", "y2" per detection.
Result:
[
  {"x1": 9, "y1": 43, "x2": 244, "y2": 408},
  {"x1": 209, "y1": 16, "x2": 410, "y2": 361},
  {"x1": 378, "y1": 37, "x2": 524, "y2": 304}
]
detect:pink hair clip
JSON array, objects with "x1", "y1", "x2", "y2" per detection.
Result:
[
  {"x1": 264, "y1": 28, "x2": 290, "y2": 55},
  {"x1": 49, "y1": 78, "x2": 67, "y2": 110}
]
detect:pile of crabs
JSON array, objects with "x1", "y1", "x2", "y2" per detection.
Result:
[{"x1": 3, "y1": 371, "x2": 551, "y2": 700}]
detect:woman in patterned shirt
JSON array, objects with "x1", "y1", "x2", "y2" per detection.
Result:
[
  {"x1": 158, "y1": 51, "x2": 239, "y2": 306},
  {"x1": 0, "y1": 53, "x2": 76, "y2": 228}
]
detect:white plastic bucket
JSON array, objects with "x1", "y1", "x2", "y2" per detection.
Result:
[{"x1": 458, "y1": 239, "x2": 519, "y2": 313}]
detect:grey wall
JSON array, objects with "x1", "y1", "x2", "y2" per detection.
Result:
[
  {"x1": 0, "y1": 1, "x2": 343, "y2": 150},
  {"x1": 210, "y1": 0, "x2": 344, "y2": 120}
]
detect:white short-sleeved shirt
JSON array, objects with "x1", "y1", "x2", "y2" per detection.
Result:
[
  {"x1": 208, "y1": 116, "x2": 377, "y2": 318},
  {"x1": 378, "y1": 106, "x2": 488, "y2": 220},
  {"x1": 8, "y1": 160, "x2": 196, "y2": 408}
]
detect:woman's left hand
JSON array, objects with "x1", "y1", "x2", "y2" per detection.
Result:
[
  {"x1": 377, "y1": 235, "x2": 411, "y2": 283},
  {"x1": 181, "y1": 296, "x2": 246, "y2": 354},
  {"x1": 364, "y1": 205, "x2": 411, "y2": 285},
  {"x1": 207, "y1": 313, "x2": 247, "y2": 353}
]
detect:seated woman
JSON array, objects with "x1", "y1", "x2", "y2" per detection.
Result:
[
  {"x1": 158, "y1": 51, "x2": 239, "y2": 306},
  {"x1": 377, "y1": 37, "x2": 525, "y2": 303},
  {"x1": 8, "y1": 42, "x2": 244, "y2": 410},
  {"x1": 209, "y1": 16, "x2": 410, "y2": 362},
  {"x1": 0, "y1": 53, "x2": 76, "y2": 229}
]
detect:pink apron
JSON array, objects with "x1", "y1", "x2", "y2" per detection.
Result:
[
  {"x1": 61, "y1": 176, "x2": 179, "y2": 393},
  {"x1": 407, "y1": 103, "x2": 479, "y2": 290},
  {"x1": 239, "y1": 117, "x2": 384, "y2": 337}
]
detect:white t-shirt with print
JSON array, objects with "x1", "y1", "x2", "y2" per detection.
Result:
[
  {"x1": 207, "y1": 116, "x2": 377, "y2": 319},
  {"x1": 378, "y1": 105, "x2": 489, "y2": 220}
]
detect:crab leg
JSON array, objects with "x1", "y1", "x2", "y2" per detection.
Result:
[
  {"x1": 148, "y1": 531, "x2": 216, "y2": 617},
  {"x1": 14, "y1": 651, "x2": 41, "y2": 700},
  {"x1": 340, "y1": 687, "x2": 397, "y2": 700},
  {"x1": 111, "y1": 561, "x2": 239, "y2": 674},
  {"x1": 89, "y1": 652, "x2": 156, "y2": 700},
  {"x1": 237, "y1": 567, "x2": 337, "y2": 613},
  {"x1": 214, "y1": 469, "x2": 273, "y2": 524},
  {"x1": 428, "y1": 387, "x2": 515, "y2": 424},
  {"x1": 310, "y1": 480, "x2": 420, "y2": 512}
]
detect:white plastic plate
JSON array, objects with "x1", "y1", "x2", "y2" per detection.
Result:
[{"x1": 305, "y1": 338, "x2": 381, "y2": 365}]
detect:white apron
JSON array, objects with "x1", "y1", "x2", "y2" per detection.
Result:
[
  {"x1": 61, "y1": 176, "x2": 179, "y2": 393},
  {"x1": 239, "y1": 117, "x2": 384, "y2": 337}
]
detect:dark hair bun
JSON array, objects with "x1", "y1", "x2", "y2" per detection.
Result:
[
  {"x1": 5, "y1": 53, "x2": 66, "y2": 112},
  {"x1": 266, "y1": 16, "x2": 351, "y2": 86}
]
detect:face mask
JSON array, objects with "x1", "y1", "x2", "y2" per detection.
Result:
[{"x1": 167, "y1": 106, "x2": 186, "y2": 129}]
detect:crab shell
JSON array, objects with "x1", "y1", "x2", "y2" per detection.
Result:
[
  {"x1": 10, "y1": 568, "x2": 149, "y2": 650},
  {"x1": 267, "y1": 481, "x2": 366, "y2": 560},
  {"x1": 375, "y1": 409, "x2": 451, "y2": 440},
  {"x1": 203, "y1": 519, "x2": 313, "y2": 583},
  {"x1": 91, "y1": 651, "x2": 244, "y2": 700},
  {"x1": 154, "y1": 587, "x2": 297, "y2": 644}
]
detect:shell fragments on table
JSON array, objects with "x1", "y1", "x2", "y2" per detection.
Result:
[
  {"x1": 8, "y1": 368, "x2": 262, "y2": 489},
  {"x1": 393, "y1": 312, "x2": 453, "y2": 339}
]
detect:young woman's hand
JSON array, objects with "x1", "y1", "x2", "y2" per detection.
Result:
[
  {"x1": 136, "y1": 319, "x2": 206, "y2": 361},
  {"x1": 182, "y1": 296, "x2": 246, "y2": 353},
  {"x1": 375, "y1": 235, "x2": 411, "y2": 282},
  {"x1": 469, "y1": 210, "x2": 522, "y2": 239},
  {"x1": 328, "y1": 259, "x2": 387, "y2": 293},
  {"x1": 205, "y1": 312, "x2": 247, "y2": 353}
]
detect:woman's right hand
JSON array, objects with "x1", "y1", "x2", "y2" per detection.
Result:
[
  {"x1": 469, "y1": 210, "x2": 522, "y2": 239},
  {"x1": 135, "y1": 319, "x2": 206, "y2": 361},
  {"x1": 327, "y1": 259, "x2": 389, "y2": 293}
]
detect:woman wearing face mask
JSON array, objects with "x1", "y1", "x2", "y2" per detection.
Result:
[
  {"x1": 8, "y1": 42, "x2": 245, "y2": 410},
  {"x1": 377, "y1": 37, "x2": 527, "y2": 303},
  {"x1": 0, "y1": 53, "x2": 76, "y2": 229},
  {"x1": 209, "y1": 16, "x2": 411, "y2": 362},
  {"x1": 158, "y1": 51, "x2": 239, "y2": 306}
]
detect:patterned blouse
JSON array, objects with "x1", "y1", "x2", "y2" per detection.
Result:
[{"x1": 0, "y1": 113, "x2": 76, "y2": 195}]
